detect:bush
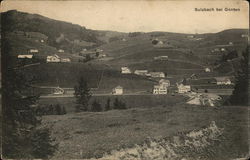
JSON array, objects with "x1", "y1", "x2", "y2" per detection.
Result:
[
  {"x1": 91, "y1": 100, "x2": 102, "y2": 112},
  {"x1": 113, "y1": 98, "x2": 127, "y2": 110},
  {"x1": 105, "y1": 98, "x2": 111, "y2": 111}
]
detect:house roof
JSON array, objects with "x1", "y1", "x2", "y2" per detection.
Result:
[
  {"x1": 214, "y1": 77, "x2": 231, "y2": 82},
  {"x1": 149, "y1": 72, "x2": 165, "y2": 75},
  {"x1": 18, "y1": 55, "x2": 33, "y2": 58},
  {"x1": 135, "y1": 70, "x2": 148, "y2": 73},
  {"x1": 159, "y1": 79, "x2": 170, "y2": 83},
  {"x1": 115, "y1": 85, "x2": 123, "y2": 89}
]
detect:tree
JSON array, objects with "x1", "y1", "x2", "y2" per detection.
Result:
[
  {"x1": 91, "y1": 100, "x2": 102, "y2": 112},
  {"x1": 105, "y1": 98, "x2": 111, "y2": 111},
  {"x1": 62, "y1": 106, "x2": 67, "y2": 114},
  {"x1": 228, "y1": 46, "x2": 249, "y2": 105},
  {"x1": 113, "y1": 98, "x2": 127, "y2": 110},
  {"x1": 30, "y1": 128, "x2": 58, "y2": 158},
  {"x1": 74, "y1": 77, "x2": 92, "y2": 112},
  {"x1": 55, "y1": 104, "x2": 62, "y2": 115},
  {"x1": 2, "y1": 40, "x2": 57, "y2": 158}
]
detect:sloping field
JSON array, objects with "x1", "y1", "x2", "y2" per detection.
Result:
[
  {"x1": 42, "y1": 105, "x2": 248, "y2": 159},
  {"x1": 22, "y1": 63, "x2": 103, "y2": 88}
]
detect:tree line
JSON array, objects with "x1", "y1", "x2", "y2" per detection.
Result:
[{"x1": 74, "y1": 77, "x2": 127, "y2": 112}]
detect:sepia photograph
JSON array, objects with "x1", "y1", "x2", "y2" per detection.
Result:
[{"x1": 0, "y1": 0, "x2": 249, "y2": 159}]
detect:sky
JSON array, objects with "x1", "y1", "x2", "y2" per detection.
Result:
[{"x1": 1, "y1": 0, "x2": 249, "y2": 33}]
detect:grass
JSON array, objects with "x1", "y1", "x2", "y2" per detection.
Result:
[
  {"x1": 41, "y1": 105, "x2": 248, "y2": 159},
  {"x1": 38, "y1": 95, "x2": 188, "y2": 113}
]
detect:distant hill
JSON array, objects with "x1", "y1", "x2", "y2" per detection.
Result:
[{"x1": 1, "y1": 10, "x2": 124, "y2": 53}]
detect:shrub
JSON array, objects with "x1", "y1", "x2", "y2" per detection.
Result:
[
  {"x1": 113, "y1": 98, "x2": 127, "y2": 110},
  {"x1": 91, "y1": 100, "x2": 102, "y2": 112}
]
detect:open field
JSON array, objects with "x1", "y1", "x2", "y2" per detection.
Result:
[
  {"x1": 42, "y1": 105, "x2": 248, "y2": 159},
  {"x1": 38, "y1": 95, "x2": 188, "y2": 113}
]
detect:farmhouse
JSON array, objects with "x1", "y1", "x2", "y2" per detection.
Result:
[
  {"x1": 214, "y1": 77, "x2": 231, "y2": 85},
  {"x1": 241, "y1": 34, "x2": 249, "y2": 38},
  {"x1": 53, "y1": 87, "x2": 64, "y2": 95},
  {"x1": 61, "y1": 58, "x2": 71, "y2": 62},
  {"x1": 158, "y1": 41, "x2": 164, "y2": 45},
  {"x1": 229, "y1": 42, "x2": 233, "y2": 45},
  {"x1": 58, "y1": 49, "x2": 64, "y2": 53},
  {"x1": 149, "y1": 72, "x2": 165, "y2": 78},
  {"x1": 18, "y1": 55, "x2": 33, "y2": 59},
  {"x1": 187, "y1": 35, "x2": 194, "y2": 38},
  {"x1": 177, "y1": 83, "x2": 191, "y2": 93},
  {"x1": 187, "y1": 93, "x2": 222, "y2": 107},
  {"x1": 154, "y1": 56, "x2": 168, "y2": 60},
  {"x1": 159, "y1": 79, "x2": 170, "y2": 87},
  {"x1": 134, "y1": 70, "x2": 148, "y2": 76},
  {"x1": 153, "y1": 84, "x2": 167, "y2": 94},
  {"x1": 205, "y1": 67, "x2": 211, "y2": 72},
  {"x1": 47, "y1": 54, "x2": 61, "y2": 63},
  {"x1": 112, "y1": 86, "x2": 123, "y2": 95},
  {"x1": 221, "y1": 48, "x2": 226, "y2": 51},
  {"x1": 121, "y1": 67, "x2": 132, "y2": 74},
  {"x1": 40, "y1": 39, "x2": 45, "y2": 43},
  {"x1": 29, "y1": 49, "x2": 39, "y2": 53}
]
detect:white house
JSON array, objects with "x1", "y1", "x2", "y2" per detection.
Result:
[
  {"x1": 29, "y1": 49, "x2": 39, "y2": 53},
  {"x1": 134, "y1": 70, "x2": 148, "y2": 76},
  {"x1": 221, "y1": 48, "x2": 226, "y2": 51},
  {"x1": 122, "y1": 38, "x2": 127, "y2": 41},
  {"x1": 53, "y1": 87, "x2": 64, "y2": 95},
  {"x1": 112, "y1": 86, "x2": 123, "y2": 95},
  {"x1": 58, "y1": 49, "x2": 64, "y2": 53},
  {"x1": 154, "y1": 56, "x2": 168, "y2": 60},
  {"x1": 159, "y1": 79, "x2": 170, "y2": 87},
  {"x1": 214, "y1": 77, "x2": 232, "y2": 85},
  {"x1": 61, "y1": 58, "x2": 71, "y2": 62},
  {"x1": 229, "y1": 42, "x2": 233, "y2": 45},
  {"x1": 149, "y1": 72, "x2": 165, "y2": 78},
  {"x1": 40, "y1": 39, "x2": 45, "y2": 43},
  {"x1": 205, "y1": 67, "x2": 211, "y2": 72},
  {"x1": 158, "y1": 41, "x2": 164, "y2": 45},
  {"x1": 241, "y1": 34, "x2": 249, "y2": 38},
  {"x1": 47, "y1": 54, "x2": 61, "y2": 63},
  {"x1": 177, "y1": 84, "x2": 191, "y2": 93},
  {"x1": 18, "y1": 55, "x2": 33, "y2": 59},
  {"x1": 187, "y1": 35, "x2": 194, "y2": 38},
  {"x1": 153, "y1": 84, "x2": 167, "y2": 94},
  {"x1": 121, "y1": 67, "x2": 132, "y2": 74}
]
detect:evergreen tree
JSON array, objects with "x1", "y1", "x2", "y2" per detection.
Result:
[
  {"x1": 74, "y1": 77, "x2": 92, "y2": 111},
  {"x1": 105, "y1": 98, "x2": 111, "y2": 111},
  {"x1": 228, "y1": 46, "x2": 249, "y2": 105},
  {"x1": 55, "y1": 104, "x2": 62, "y2": 115},
  {"x1": 91, "y1": 100, "x2": 102, "y2": 112},
  {"x1": 62, "y1": 106, "x2": 67, "y2": 114},
  {"x1": 2, "y1": 40, "x2": 57, "y2": 158},
  {"x1": 113, "y1": 98, "x2": 127, "y2": 110}
]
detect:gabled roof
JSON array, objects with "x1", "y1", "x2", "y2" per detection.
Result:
[
  {"x1": 115, "y1": 85, "x2": 123, "y2": 89},
  {"x1": 159, "y1": 79, "x2": 170, "y2": 83},
  {"x1": 214, "y1": 77, "x2": 231, "y2": 82}
]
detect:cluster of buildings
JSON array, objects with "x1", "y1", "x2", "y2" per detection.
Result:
[
  {"x1": 187, "y1": 93, "x2": 222, "y2": 107},
  {"x1": 46, "y1": 54, "x2": 71, "y2": 63},
  {"x1": 79, "y1": 48, "x2": 107, "y2": 59},
  {"x1": 121, "y1": 67, "x2": 165, "y2": 78},
  {"x1": 17, "y1": 49, "x2": 39, "y2": 59}
]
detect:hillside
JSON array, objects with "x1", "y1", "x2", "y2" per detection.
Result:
[
  {"x1": 1, "y1": 10, "x2": 127, "y2": 53},
  {"x1": 2, "y1": 10, "x2": 248, "y2": 93}
]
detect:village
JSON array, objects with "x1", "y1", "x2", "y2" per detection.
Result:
[
  {"x1": 2, "y1": 7, "x2": 249, "y2": 160},
  {"x1": 16, "y1": 34, "x2": 237, "y2": 108}
]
